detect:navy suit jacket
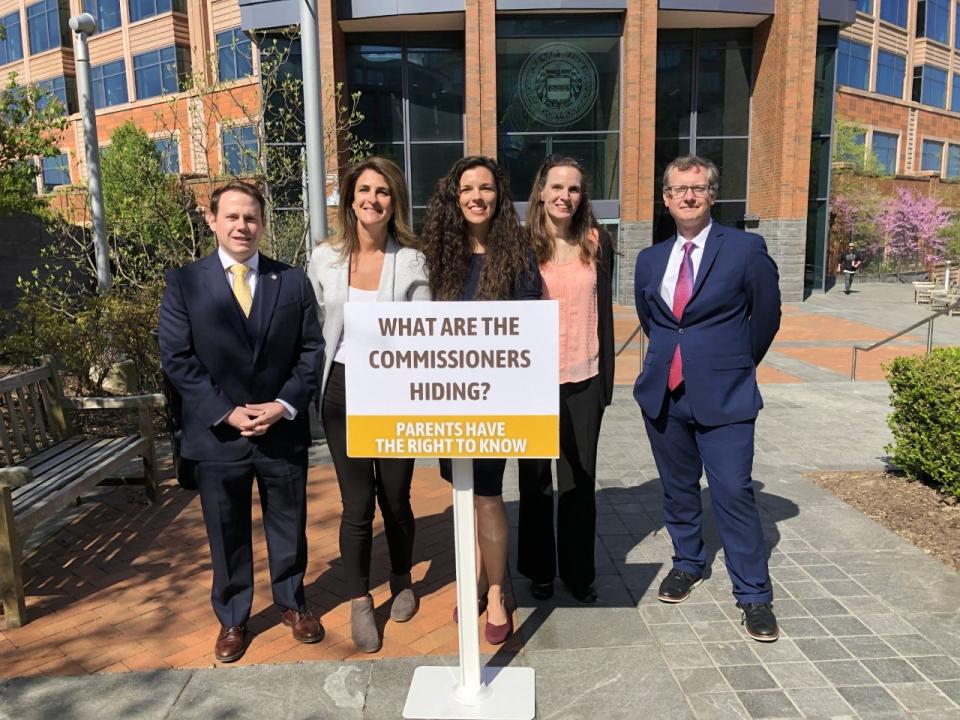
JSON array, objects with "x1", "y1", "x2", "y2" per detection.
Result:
[
  {"x1": 158, "y1": 251, "x2": 323, "y2": 462},
  {"x1": 633, "y1": 223, "x2": 781, "y2": 426}
]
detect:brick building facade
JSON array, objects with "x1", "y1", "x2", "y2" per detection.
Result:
[{"x1": 0, "y1": 0, "x2": 859, "y2": 301}]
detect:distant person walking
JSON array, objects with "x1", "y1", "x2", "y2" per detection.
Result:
[{"x1": 838, "y1": 243, "x2": 862, "y2": 294}]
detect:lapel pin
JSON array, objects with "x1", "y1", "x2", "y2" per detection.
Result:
[{"x1": 270, "y1": 273, "x2": 278, "y2": 280}]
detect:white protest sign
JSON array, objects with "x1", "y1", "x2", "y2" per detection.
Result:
[{"x1": 343, "y1": 300, "x2": 559, "y2": 459}]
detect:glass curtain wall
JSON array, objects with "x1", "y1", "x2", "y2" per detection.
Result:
[
  {"x1": 806, "y1": 26, "x2": 838, "y2": 293},
  {"x1": 496, "y1": 15, "x2": 621, "y2": 211},
  {"x1": 655, "y1": 29, "x2": 752, "y2": 242},
  {"x1": 347, "y1": 34, "x2": 465, "y2": 227}
]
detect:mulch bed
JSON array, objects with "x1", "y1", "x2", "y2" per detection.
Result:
[{"x1": 811, "y1": 471, "x2": 960, "y2": 571}]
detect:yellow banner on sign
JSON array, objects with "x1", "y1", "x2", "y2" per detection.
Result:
[{"x1": 347, "y1": 414, "x2": 559, "y2": 458}]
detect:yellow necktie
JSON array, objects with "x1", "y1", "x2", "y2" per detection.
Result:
[{"x1": 229, "y1": 263, "x2": 252, "y2": 317}]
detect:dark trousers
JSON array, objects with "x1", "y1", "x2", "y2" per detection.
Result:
[
  {"x1": 322, "y1": 362, "x2": 416, "y2": 598},
  {"x1": 517, "y1": 373, "x2": 605, "y2": 587},
  {"x1": 195, "y1": 448, "x2": 308, "y2": 628},
  {"x1": 643, "y1": 387, "x2": 771, "y2": 603}
]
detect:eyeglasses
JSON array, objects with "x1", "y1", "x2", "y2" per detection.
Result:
[{"x1": 664, "y1": 184, "x2": 715, "y2": 198}]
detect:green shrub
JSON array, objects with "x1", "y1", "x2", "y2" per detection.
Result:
[{"x1": 885, "y1": 347, "x2": 960, "y2": 497}]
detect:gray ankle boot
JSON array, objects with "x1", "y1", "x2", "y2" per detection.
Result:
[
  {"x1": 389, "y1": 572, "x2": 418, "y2": 622},
  {"x1": 350, "y1": 595, "x2": 381, "y2": 653}
]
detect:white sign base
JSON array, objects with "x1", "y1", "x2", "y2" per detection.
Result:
[
  {"x1": 403, "y1": 665, "x2": 536, "y2": 719},
  {"x1": 402, "y1": 459, "x2": 535, "y2": 720}
]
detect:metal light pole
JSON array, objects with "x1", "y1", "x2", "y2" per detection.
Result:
[
  {"x1": 69, "y1": 13, "x2": 110, "y2": 293},
  {"x1": 299, "y1": 0, "x2": 328, "y2": 254}
]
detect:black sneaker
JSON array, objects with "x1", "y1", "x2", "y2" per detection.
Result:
[
  {"x1": 657, "y1": 569, "x2": 703, "y2": 603},
  {"x1": 738, "y1": 602, "x2": 779, "y2": 642}
]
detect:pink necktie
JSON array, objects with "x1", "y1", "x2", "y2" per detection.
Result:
[{"x1": 667, "y1": 241, "x2": 696, "y2": 391}]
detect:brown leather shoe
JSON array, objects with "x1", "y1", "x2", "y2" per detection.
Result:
[
  {"x1": 214, "y1": 625, "x2": 246, "y2": 663},
  {"x1": 280, "y1": 608, "x2": 323, "y2": 644}
]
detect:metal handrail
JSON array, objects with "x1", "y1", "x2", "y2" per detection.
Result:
[
  {"x1": 616, "y1": 323, "x2": 646, "y2": 361},
  {"x1": 850, "y1": 298, "x2": 960, "y2": 381}
]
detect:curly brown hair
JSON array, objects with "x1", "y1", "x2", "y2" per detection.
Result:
[
  {"x1": 421, "y1": 156, "x2": 533, "y2": 301},
  {"x1": 526, "y1": 155, "x2": 601, "y2": 266},
  {"x1": 331, "y1": 156, "x2": 418, "y2": 260}
]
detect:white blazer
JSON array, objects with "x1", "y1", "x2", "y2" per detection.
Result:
[{"x1": 307, "y1": 236, "x2": 430, "y2": 397}]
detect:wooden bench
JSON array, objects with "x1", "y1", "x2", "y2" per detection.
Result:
[{"x1": 0, "y1": 359, "x2": 164, "y2": 627}]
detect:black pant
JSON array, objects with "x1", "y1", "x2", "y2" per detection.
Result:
[
  {"x1": 322, "y1": 362, "x2": 416, "y2": 598},
  {"x1": 195, "y1": 448, "x2": 308, "y2": 628},
  {"x1": 517, "y1": 373, "x2": 605, "y2": 587}
]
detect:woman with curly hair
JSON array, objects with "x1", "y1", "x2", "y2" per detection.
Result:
[
  {"x1": 517, "y1": 156, "x2": 615, "y2": 606},
  {"x1": 307, "y1": 157, "x2": 429, "y2": 653},
  {"x1": 420, "y1": 155, "x2": 542, "y2": 645}
]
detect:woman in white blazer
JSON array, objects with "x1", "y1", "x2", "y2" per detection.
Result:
[{"x1": 307, "y1": 157, "x2": 429, "y2": 653}]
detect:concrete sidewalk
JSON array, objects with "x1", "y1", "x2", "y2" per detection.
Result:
[{"x1": 2, "y1": 284, "x2": 959, "y2": 719}]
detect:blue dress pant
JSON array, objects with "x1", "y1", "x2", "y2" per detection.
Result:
[
  {"x1": 195, "y1": 448, "x2": 308, "y2": 627},
  {"x1": 643, "y1": 387, "x2": 771, "y2": 603}
]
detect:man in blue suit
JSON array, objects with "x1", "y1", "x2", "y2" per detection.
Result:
[
  {"x1": 159, "y1": 182, "x2": 324, "y2": 661},
  {"x1": 634, "y1": 156, "x2": 782, "y2": 642}
]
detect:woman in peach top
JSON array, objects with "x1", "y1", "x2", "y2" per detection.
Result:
[{"x1": 517, "y1": 156, "x2": 615, "y2": 604}]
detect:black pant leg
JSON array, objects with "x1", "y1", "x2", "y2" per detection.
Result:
[
  {"x1": 374, "y1": 458, "x2": 416, "y2": 576},
  {"x1": 517, "y1": 457, "x2": 557, "y2": 584},
  {"x1": 556, "y1": 374, "x2": 605, "y2": 587},
  {"x1": 253, "y1": 450, "x2": 309, "y2": 612},
  {"x1": 195, "y1": 458, "x2": 255, "y2": 627},
  {"x1": 322, "y1": 363, "x2": 378, "y2": 598}
]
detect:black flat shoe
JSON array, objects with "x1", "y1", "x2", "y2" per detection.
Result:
[
  {"x1": 738, "y1": 602, "x2": 779, "y2": 642},
  {"x1": 566, "y1": 582, "x2": 598, "y2": 604},
  {"x1": 530, "y1": 581, "x2": 554, "y2": 600},
  {"x1": 657, "y1": 569, "x2": 703, "y2": 603}
]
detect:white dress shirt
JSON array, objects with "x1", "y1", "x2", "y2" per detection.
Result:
[
  {"x1": 659, "y1": 223, "x2": 711, "y2": 310},
  {"x1": 216, "y1": 246, "x2": 296, "y2": 422}
]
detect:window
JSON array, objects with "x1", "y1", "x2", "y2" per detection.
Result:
[
  {"x1": 128, "y1": 0, "x2": 184, "y2": 23},
  {"x1": 91, "y1": 59, "x2": 128, "y2": 108},
  {"x1": 349, "y1": 33, "x2": 465, "y2": 224},
  {"x1": 837, "y1": 38, "x2": 870, "y2": 90},
  {"x1": 85, "y1": 0, "x2": 121, "y2": 32},
  {"x1": 217, "y1": 28, "x2": 253, "y2": 82},
  {"x1": 0, "y1": 11, "x2": 23, "y2": 65},
  {"x1": 921, "y1": 139, "x2": 944, "y2": 172},
  {"x1": 857, "y1": 0, "x2": 872, "y2": 11},
  {"x1": 36, "y1": 76, "x2": 77, "y2": 113},
  {"x1": 872, "y1": 131, "x2": 898, "y2": 174},
  {"x1": 153, "y1": 137, "x2": 179, "y2": 174},
  {"x1": 917, "y1": 0, "x2": 950, "y2": 44},
  {"x1": 947, "y1": 144, "x2": 960, "y2": 177},
  {"x1": 913, "y1": 64, "x2": 948, "y2": 107},
  {"x1": 655, "y1": 30, "x2": 752, "y2": 240},
  {"x1": 880, "y1": 0, "x2": 907, "y2": 26},
  {"x1": 133, "y1": 45, "x2": 188, "y2": 99},
  {"x1": 957, "y1": 3, "x2": 960, "y2": 49},
  {"x1": 876, "y1": 50, "x2": 905, "y2": 98},
  {"x1": 952, "y1": 74, "x2": 960, "y2": 112},
  {"x1": 41, "y1": 153, "x2": 69, "y2": 190},
  {"x1": 26, "y1": 0, "x2": 67, "y2": 55},
  {"x1": 222, "y1": 124, "x2": 258, "y2": 175}
]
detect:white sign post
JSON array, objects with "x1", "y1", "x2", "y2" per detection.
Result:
[{"x1": 344, "y1": 301, "x2": 558, "y2": 720}]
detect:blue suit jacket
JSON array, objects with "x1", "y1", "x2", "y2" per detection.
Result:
[
  {"x1": 633, "y1": 223, "x2": 781, "y2": 426},
  {"x1": 158, "y1": 251, "x2": 323, "y2": 462}
]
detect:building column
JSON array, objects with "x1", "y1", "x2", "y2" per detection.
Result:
[
  {"x1": 465, "y1": 0, "x2": 497, "y2": 157},
  {"x1": 618, "y1": 0, "x2": 658, "y2": 305},
  {"x1": 748, "y1": 1, "x2": 820, "y2": 302}
]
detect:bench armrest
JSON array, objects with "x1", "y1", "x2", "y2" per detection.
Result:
[
  {"x1": 64, "y1": 394, "x2": 167, "y2": 411},
  {"x1": 0, "y1": 466, "x2": 33, "y2": 489}
]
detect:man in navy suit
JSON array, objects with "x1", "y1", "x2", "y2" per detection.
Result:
[
  {"x1": 159, "y1": 182, "x2": 324, "y2": 661},
  {"x1": 634, "y1": 156, "x2": 782, "y2": 642}
]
